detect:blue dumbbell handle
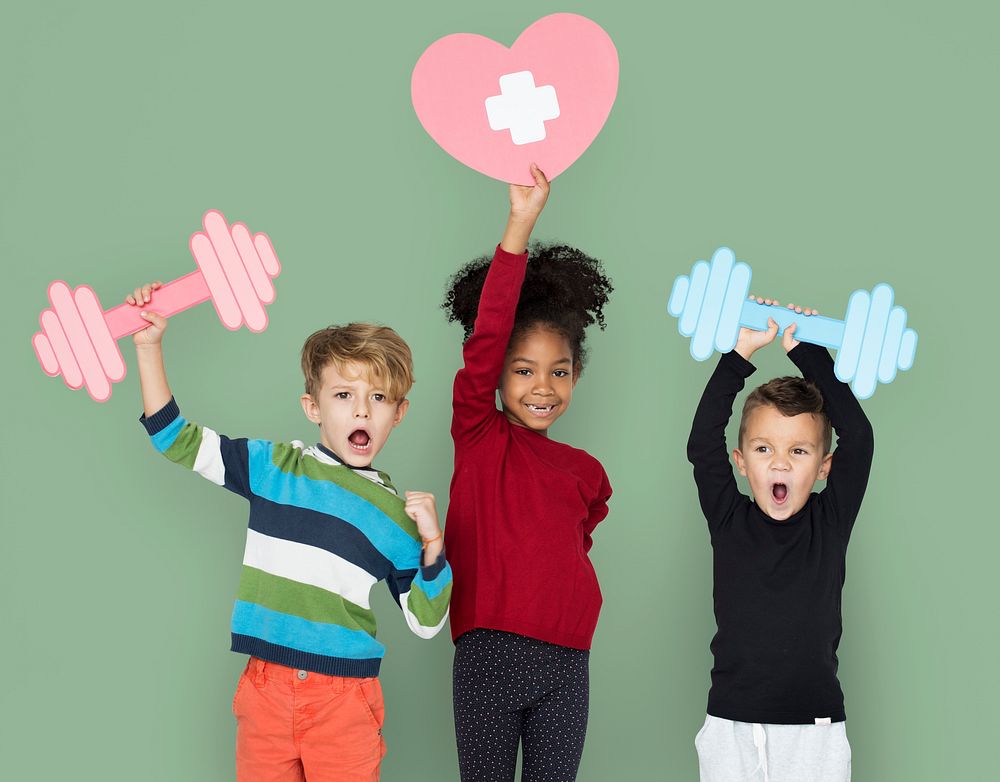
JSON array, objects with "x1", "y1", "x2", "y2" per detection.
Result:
[{"x1": 740, "y1": 300, "x2": 844, "y2": 350}]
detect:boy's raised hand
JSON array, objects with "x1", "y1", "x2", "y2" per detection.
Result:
[
  {"x1": 404, "y1": 491, "x2": 444, "y2": 565},
  {"x1": 734, "y1": 297, "x2": 820, "y2": 358},
  {"x1": 501, "y1": 163, "x2": 550, "y2": 254},
  {"x1": 782, "y1": 322, "x2": 800, "y2": 352},
  {"x1": 126, "y1": 281, "x2": 168, "y2": 346},
  {"x1": 779, "y1": 301, "x2": 818, "y2": 353},
  {"x1": 735, "y1": 319, "x2": 778, "y2": 361},
  {"x1": 125, "y1": 281, "x2": 174, "y2": 415},
  {"x1": 403, "y1": 490, "x2": 438, "y2": 532}
]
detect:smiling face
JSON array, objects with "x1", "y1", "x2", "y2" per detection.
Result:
[
  {"x1": 499, "y1": 326, "x2": 578, "y2": 434},
  {"x1": 733, "y1": 404, "x2": 832, "y2": 520},
  {"x1": 300, "y1": 360, "x2": 408, "y2": 467}
]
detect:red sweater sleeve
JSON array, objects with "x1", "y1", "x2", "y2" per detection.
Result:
[
  {"x1": 451, "y1": 246, "x2": 528, "y2": 447},
  {"x1": 582, "y1": 468, "x2": 612, "y2": 553}
]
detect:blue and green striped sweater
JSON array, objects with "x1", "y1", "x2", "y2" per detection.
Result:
[{"x1": 141, "y1": 398, "x2": 452, "y2": 677}]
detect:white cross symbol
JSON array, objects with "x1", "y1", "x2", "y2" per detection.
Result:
[{"x1": 484, "y1": 71, "x2": 560, "y2": 146}]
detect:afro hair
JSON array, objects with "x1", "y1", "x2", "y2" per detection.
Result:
[{"x1": 442, "y1": 242, "x2": 613, "y2": 371}]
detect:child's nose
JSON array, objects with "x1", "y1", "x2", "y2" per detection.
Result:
[
  {"x1": 532, "y1": 377, "x2": 553, "y2": 394},
  {"x1": 354, "y1": 401, "x2": 370, "y2": 418}
]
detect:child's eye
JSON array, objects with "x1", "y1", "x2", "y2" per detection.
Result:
[
  {"x1": 553, "y1": 370, "x2": 569, "y2": 378},
  {"x1": 515, "y1": 368, "x2": 531, "y2": 376},
  {"x1": 335, "y1": 392, "x2": 350, "y2": 400},
  {"x1": 372, "y1": 394, "x2": 386, "y2": 402},
  {"x1": 793, "y1": 448, "x2": 808, "y2": 455},
  {"x1": 755, "y1": 446, "x2": 769, "y2": 453}
]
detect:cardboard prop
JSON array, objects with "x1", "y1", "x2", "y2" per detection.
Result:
[
  {"x1": 32, "y1": 210, "x2": 280, "y2": 402},
  {"x1": 412, "y1": 13, "x2": 619, "y2": 185},
  {"x1": 668, "y1": 247, "x2": 918, "y2": 399}
]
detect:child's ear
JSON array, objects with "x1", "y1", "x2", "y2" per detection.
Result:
[
  {"x1": 300, "y1": 393, "x2": 321, "y2": 425},
  {"x1": 572, "y1": 364, "x2": 581, "y2": 386},
  {"x1": 732, "y1": 448, "x2": 748, "y2": 476},
  {"x1": 392, "y1": 398, "x2": 410, "y2": 427},
  {"x1": 817, "y1": 452, "x2": 833, "y2": 481}
]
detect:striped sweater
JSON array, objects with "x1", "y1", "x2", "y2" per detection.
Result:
[{"x1": 141, "y1": 398, "x2": 452, "y2": 677}]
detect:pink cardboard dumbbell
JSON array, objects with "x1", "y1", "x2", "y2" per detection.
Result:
[{"x1": 32, "y1": 210, "x2": 281, "y2": 402}]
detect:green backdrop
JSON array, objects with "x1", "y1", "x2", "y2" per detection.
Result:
[{"x1": 2, "y1": 1, "x2": 997, "y2": 780}]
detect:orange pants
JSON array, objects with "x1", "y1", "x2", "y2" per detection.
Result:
[{"x1": 233, "y1": 657, "x2": 386, "y2": 782}]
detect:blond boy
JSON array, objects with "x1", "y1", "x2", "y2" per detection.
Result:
[{"x1": 129, "y1": 282, "x2": 451, "y2": 781}]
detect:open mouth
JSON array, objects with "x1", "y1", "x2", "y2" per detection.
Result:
[
  {"x1": 525, "y1": 403, "x2": 557, "y2": 418},
  {"x1": 348, "y1": 429, "x2": 372, "y2": 452},
  {"x1": 771, "y1": 483, "x2": 789, "y2": 504}
]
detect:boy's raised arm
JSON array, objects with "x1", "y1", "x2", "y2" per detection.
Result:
[
  {"x1": 386, "y1": 491, "x2": 453, "y2": 639},
  {"x1": 787, "y1": 341, "x2": 874, "y2": 534},
  {"x1": 687, "y1": 323, "x2": 778, "y2": 532},
  {"x1": 130, "y1": 282, "x2": 254, "y2": 500},
  {"x1": 687, "y1": 352, "x2": 753, "y2": 533},
  {"x1": 127, "y1": 282, "x2": 173, "y2": 416}
]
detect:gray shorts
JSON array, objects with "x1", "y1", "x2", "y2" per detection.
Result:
[{"x1": 695, "y1": 714, "x2": 851, "y2": 782}]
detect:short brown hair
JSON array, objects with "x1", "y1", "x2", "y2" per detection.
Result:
[
  {"x1": 739, "y1": 376, "x2": 832, "y2": 454},
  {"x1": 300, "y1": 323, "x2": 414, "y2": 402}
]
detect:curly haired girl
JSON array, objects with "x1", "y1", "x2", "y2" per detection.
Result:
[{"x1": 442, "y1": 164, "x2": 613, "y2": 782}]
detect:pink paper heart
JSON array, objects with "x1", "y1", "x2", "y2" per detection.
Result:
[{"x1": 412, "y1": 14, "x2": 619, "y2": 185}]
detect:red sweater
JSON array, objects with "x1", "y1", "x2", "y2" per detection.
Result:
[{"x1": 446, "y1": 245, "x2": 612, "y2": 650}]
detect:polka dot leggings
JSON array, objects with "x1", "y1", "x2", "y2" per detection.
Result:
[{"x1": 453, "y1": 629, "x2": 590, "y2": 782}]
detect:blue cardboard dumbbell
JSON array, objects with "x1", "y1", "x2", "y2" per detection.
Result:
[{"x1": 667, "y1": 247, "x2": 917, "y2": 399}]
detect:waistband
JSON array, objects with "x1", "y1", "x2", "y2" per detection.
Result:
[
  {"x1": 232, "y1": 634, "x2": 382, "y2": 678},
  {"x1": 243, "y1": 657, "x2": 378, "y2": 690}
]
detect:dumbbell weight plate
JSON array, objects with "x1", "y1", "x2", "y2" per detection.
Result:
[{"x1": 668, "y1": 247, "x2": 753, "y2": 361}]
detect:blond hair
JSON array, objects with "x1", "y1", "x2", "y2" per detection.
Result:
[{"x1": 300, "y1": 323, "x2": 414, "y2": 402}]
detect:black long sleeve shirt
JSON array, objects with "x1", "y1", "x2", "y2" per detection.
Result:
[{"x1": 687, "y1": 343, "x2": 874, "y2": 724}]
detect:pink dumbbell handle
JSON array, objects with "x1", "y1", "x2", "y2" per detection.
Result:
[
  {"x1": 106, "y1": 271, "x2": 212, "y2": 338},
  {"x1": 108, "y1": 216, "x2": 280, "y2": 335}
]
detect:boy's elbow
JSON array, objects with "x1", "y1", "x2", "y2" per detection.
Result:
[
  {"x1": 401, "y1": 585, "x2": 451, "y2": 640},
  {"x1": 686, "y1": 433, "x2": 708, "y2": 466},
  {"x1": 686, "y1": 439, "x2": 697, "y2": 465},
  {"x1": 407, "y1": 612, "x2": 449, "y2": 640},
  {"x1": 853, "y1": 416, "x2": 875, "y2": 447},
  {"x1": 836, "y1": 418, "x2": 874, "y2": 454},
  {"x1": 413, "y1": 622, "x2": 447, "y2": 640}
]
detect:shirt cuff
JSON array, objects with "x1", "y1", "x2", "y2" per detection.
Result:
[
  {"x1": 140, "y1": 397, "x2": 180, "y2": 435},
  {"x1": 722, "y1": 350, "x2": 757, "y2": 377},
  {"x1": 494, "y1": 243, "x2": 529, "y2": 264},
  {"x1": 420, "y1": 550, "x2": 448, "y2": 582},
  {"x1": 787, "y1": 341, "x2": 832, "y2": 372}
]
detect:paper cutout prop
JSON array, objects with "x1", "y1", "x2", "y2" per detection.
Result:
[
  {"x1": 667, "y1": 247, "x2": 918, "y2": 399},
  {"x1": 32, "y1": 210, "x2": 280, "y2": 403},
  {"x1": 411, "y1": 13, "x2": 619, "y2": 185}
]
